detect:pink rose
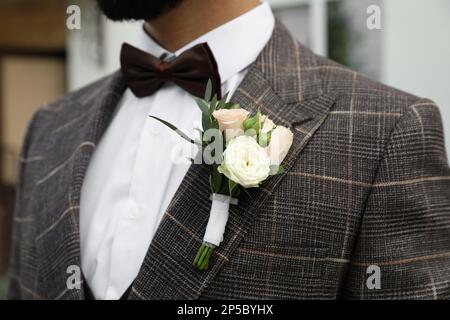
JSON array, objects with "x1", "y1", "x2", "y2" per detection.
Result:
[
  {"x1": 267, "y1": 126, "x2": 293, "y2": 165},
  {"x1": 212, "y1": 109, "x2": 250, "y2": 143}
]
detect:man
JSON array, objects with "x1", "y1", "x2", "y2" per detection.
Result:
[{"x1": 9, "y1": 0, "x2": 450, "y2": 300}]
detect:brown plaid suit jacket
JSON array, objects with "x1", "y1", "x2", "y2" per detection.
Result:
[{"x1": 8, "y1": 21, "x2": 450, "y2": 300}]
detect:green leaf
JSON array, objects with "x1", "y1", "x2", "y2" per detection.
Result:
[
  {"x1": 203, "y1": 112, "x2": 219, "y2": 132},
  {"x1": 243, "y1": 111, "x2": 261, "y2": 136},
  {"x1": 217, "y1": 92, "x2": 229, "y2": 110},
  {"x1": 195, "y1": 98, "x2": 210, "y2": 115},
  {"x1": 211, "y1": 117, "x2": 219, "y2": 130},
  {"x1": 202, "y1": 113, "x2": 211, "y2": 131},
  {"x1": 204, "y1": 80, "x2": 212, "y2": 102},
  {"x1": 209, "y1": 94, "x2": 218, "y2": 114},
  {"x1": 210, "y1": 165, "x2": 223, "y2": 194},
  {"x1": 194, "y1": 128, "x2": 204, "y2": 146},
  {"x1": 243, "y1": 117, "x2": 257, "y2": 132},
  {"x1": 228, "y1": 179, "x2": 241, "y2": 198},
  {"x1": 149, "y1": 116, "x2": 199, "y2": 145},
  {"x1": 224, "y1": 102, "x2": 241, "y2": 110},
  {"x1": 258, "y1": 130, "x2": 272, "y2": 147}
]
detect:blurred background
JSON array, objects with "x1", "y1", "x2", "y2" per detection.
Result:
[{"x1": 0, "y1": 0, "x2": 449, "y2": 299}]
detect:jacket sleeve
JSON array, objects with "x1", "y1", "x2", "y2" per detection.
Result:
[
  {"x1": 341, "y1": 100, "x2": 450, "y2": 299},
  {"x1": 7, "y1": 110, "x2": 40, "y2": 300}
]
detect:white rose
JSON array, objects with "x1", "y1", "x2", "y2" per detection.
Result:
[
  {"x1": 219, "y1": 135, "x2": 271, "y2": 188},
  {"x1": 212, "y1": 109, "x2": 249, "y2": 143},
  {"x1": 267, "y1": 126, "x2": 294, "y2": 165}
]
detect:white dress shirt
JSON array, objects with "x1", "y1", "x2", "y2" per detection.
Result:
[{"x1": 79, "y1": 2, "x2": 275, "y2": 300}]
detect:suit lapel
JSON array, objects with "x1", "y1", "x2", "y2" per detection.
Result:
[
  {"x1": 36, "y1": 21, "x2": 335, "y2": 300},
  {"x1": 35, "y1": 72, "x2": 127, "y2": 299},
  {"x1": 129, "y1": 22, "x2": 336, "y2": 300}
]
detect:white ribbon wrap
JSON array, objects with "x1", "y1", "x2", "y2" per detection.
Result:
[{"x1": 203, "y1": 194, "x2": 233, "y2": 247}]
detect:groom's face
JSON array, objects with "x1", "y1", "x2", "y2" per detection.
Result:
[{"x1": 96, "y1": 0, "x2": 184, "y2": 21}]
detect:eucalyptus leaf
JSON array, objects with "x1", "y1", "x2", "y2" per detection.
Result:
[
  {"x1": 210, "y1": 165, "x2": 223, "y2": 193},
  {"x1": 202, "y1": 113, "x2": 211, "y2": 131},
  {"x1": 195, "y1": 98, "x2": 210, "y2": 115},
  {"x1": 224, "y1": 103, "x2": 241, "y2": 110},
  {"x1": 217, "y1": 92, "x2": 229, "y2": 110},
  {"x1": 204, "y1": 79, "x2": 212, "y2": 102},
  {"x1": 210, "y1": 117, "x2": 219, "y2": 130},
  {"x1": 209, "y1": 94, "x2": 218, "y2": 114},
  {"x1": 149, "y1": 116, "x2": 199, "y2": 145},
  {"x1": 194, "y1": 128, "x2": 208, "y2": 147},
  {"x1": 229, "y1": 179, "x2": 240, "y2": 198}
]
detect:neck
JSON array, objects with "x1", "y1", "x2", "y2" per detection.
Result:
[{"x1": 144, "y1": 0, "x2": 261, "y2": 52}]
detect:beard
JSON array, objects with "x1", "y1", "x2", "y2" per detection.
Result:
[{"x1": 96, "y1": 0, "x2": 184, "y2": 21}]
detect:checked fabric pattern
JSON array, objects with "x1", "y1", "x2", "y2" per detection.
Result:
[{"x1": 8, "y1": 21, "x2": 450, "y2": 300}]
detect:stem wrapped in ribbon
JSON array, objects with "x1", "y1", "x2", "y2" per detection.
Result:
[{"x1": 193, "y1": 194, "x2": 235, "y2": 270}]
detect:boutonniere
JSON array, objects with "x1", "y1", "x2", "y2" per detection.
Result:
[{"x1": 151, "y1": 81, "x2": 293, "y2": 270}]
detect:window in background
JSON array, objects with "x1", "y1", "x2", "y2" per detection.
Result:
[
  {"x1": 1, "y1": 56, "x2": 66, "y2": 185},
  {"x1": 0, "y1": 0, "x2": 67, "y2": 300},
  {"x1": 327, "y1": 0, "x2": 383, "y2": 80},
  {"x1": 274, "y1": 4, "x2": 311, "y2": 46},
  {"x1": 271, "y1": 0, "x2": 383, "y2": 81}
]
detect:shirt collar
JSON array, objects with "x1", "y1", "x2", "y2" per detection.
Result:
[{"x1": 137, "y1": 1, "x2": 275, "y2": 84}]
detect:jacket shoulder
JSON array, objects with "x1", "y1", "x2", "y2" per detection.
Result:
[
  {"x1": 23, "y1": 72, "x2": 124, "y2": 154},
  {"x1": 313, "y1": 55, "x2": 431, "y2": 115},
  {"x1": 31, "y1": 71, "x2": 122, "y2": 128},
  {"x1": 40, "y1": 71, "x2": 122, "y2": 114}
]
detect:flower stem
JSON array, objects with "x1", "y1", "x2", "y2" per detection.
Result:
[{"x1": 193, "y1": 243, "x2": 216, "y2": 270}]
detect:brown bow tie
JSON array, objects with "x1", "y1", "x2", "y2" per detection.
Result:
[{"x1": 120, "y1": 42, "x2": 222, "y2": 99}]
